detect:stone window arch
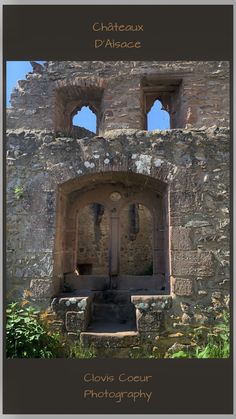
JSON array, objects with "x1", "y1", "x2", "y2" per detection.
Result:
[
  {"x1": 54, "y1": 78, "x2": 104, "y2": 136},
  {"x1": 141, "y1": 77, "x2": 182, "y2": 129}
]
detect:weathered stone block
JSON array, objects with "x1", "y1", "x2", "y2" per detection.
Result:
[
  {"x1": 173, "y1": 278, "x2": 193, "y2": 296},
  {"x1": 16, "y1": 252, "x2": 53, "y2": 278},
  {"x1": 170, "y1": 227, "x2": 195, "y2": 250},
  {"x1": 136, "y1": 309, "x2": 163, "y2": 332},
  {"x1": 66, "y1": 311, "x2": 86, "y2": 333},
  {"x1": 80, "y1": 331, "x2": 139, "y2": 348},
  {"x1": 131, "y1": 295, "x2": 172, "y2": 310},
  {"x1": 29, "y1": 279, "x2": 53, "y2": 298},
  {"x1": 171, "y1": 251, "x2": 214, "y2": 276},
  {"x1": 167, "y1": 342, "x2": 189, "y2": 354},
  {"x1": 52, "y1": 296, "x2": 91, "y2": 316},
  {"x1": 170, "y1": 192, "x2": 201, "y2": 213}
]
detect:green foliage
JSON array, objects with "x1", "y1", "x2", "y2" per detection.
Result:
[
  {"x1": 168, "y1": 310, "x2": 230, "y2": 359},
  {"x1": 14, "y1": 186, "x2": 24, "y2": 200},
  {"x1": 129, "y1": 345, "x2": 161, "y2": 359},
  {"x1": 6, "y1": 297, "x2": 230, "y2": 359},
  {"x1": 69, "y1": 342, "x2": 95, "y2": 358},
  {"x1": 195, "y1": 311, "x2": 230, "y2": 359},
  {"x1": 170, "y1": 350, "x2": 190, "y2": 359},
  {"x1": 6, "y1": 302, "x2": 64, "y2": 358},
  {"x1": 6, "y1": 302, "x2": 97, "y2": 359}
]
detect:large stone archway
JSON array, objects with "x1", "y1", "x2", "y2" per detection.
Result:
[{"x1": 53, "y1": 171, "x2": 169, "y2": 295}]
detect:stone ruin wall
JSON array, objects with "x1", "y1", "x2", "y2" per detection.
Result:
[
  {"x1": 6, "y1": 61, "x2": 230, "y2": 343},
  {"x1": 7, "y1": 61, "x2": 230, "y2": 134},
  {"x1": 6, "y1": 129, "x2": 230, "y2": 318}
]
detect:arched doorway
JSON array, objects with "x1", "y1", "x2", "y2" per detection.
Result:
[{"x1": 53, "y1": 172, "x2": 169, "y2": 294}]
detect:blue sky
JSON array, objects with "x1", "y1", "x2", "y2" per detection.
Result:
[
  {"x1": 7, "y1": 61, "x2": 170, "y2": 131},
  {"x1": 6, "y1": 61, "x2": 45, "y2": 105}
]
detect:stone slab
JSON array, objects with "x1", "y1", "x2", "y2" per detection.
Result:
[
  {"x1": 172, "y1": 278, "x2": 193, "y2": 296},
  {"x1": 171, "y1": 251, "x2": 214, "y2": 277}
]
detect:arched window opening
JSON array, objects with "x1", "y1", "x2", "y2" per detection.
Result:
[
  {"x1": 142, "y1": 78, "x2": 181, "y2": 129},
  {"x1": 147, "y1": 99, "x2": 170, "y2": 130},
  {"x1": 72, "y1": 105, "x2": 97, "y2": 134},
  {"x1": 120, "y1": 203, "x2": 153, "y2": 275}
]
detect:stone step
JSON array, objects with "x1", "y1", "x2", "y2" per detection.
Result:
[
  {"x1": 93, "y1": 290, "x2": 131, "y2": 304},
  {"x1": 80, "y1": 329, "x2": 139, "y2": 349},
  {"x1": 92, "y1": 302, "x2": 136, "y2": 323}
]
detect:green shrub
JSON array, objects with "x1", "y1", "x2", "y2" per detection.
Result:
[
  {"x1": 129, "y1": 345, "x2": 162, "y2": 359},
  {"x1": 168, "y1": 310, "x2": 230, "y2": 359},
  {"x1": 170, "y1": 350, "x2": 190, "y2": 359},
  {"x1": 69, "y1": 342, "x2": 95, "y2": 358},
  {"x1": 195, "y1": 311, "x2": 230, "y2": 359},
  {"x1": 6, "y1": 302, "x2": 64, "y2": 358}
]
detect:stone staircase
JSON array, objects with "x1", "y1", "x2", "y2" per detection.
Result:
[
  {"x1": 50, "y1": 290, "x2": 172, "y2": 357},
  {"x1": 80, "y1": 290, "x2": 139, "y2": 357},
  {"x1": 87, "y1": 290, "x2": 136, "y2": 332}
]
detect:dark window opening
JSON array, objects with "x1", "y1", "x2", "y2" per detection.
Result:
[{"x1": 77, "y1": 263, "x2": 92, "y2": 275}]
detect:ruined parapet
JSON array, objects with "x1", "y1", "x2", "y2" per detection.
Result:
[{"x1": 7, "y1": 61, "x2": 230, "y2": 135}]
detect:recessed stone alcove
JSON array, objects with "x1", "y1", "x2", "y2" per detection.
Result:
[{"x1": 54, "y1": 171, "x2": 169, "y2": 296}]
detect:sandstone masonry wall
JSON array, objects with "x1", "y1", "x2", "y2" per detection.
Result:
[
  {"x1": 6, "y1": 127, "x2": 230, "y2": 315},
  {"x1": 7, "y1": 61, "x2": 230, "y2": 134},
  {"x1": 6, "y1": 60, "x2": 230, "y2": 345}
]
